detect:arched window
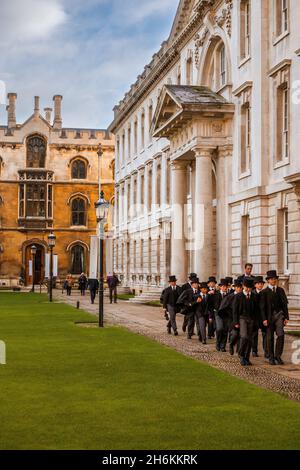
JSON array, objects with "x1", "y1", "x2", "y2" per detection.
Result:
[
  {"x1": 26, "y1": 135, "x2": 46, "y2": 168},
  {"x1": 71, "y1": 245, "x2": 85, "y2": 274},
  {"x1": 202, "y1": 38, "x2": 228, "y2": 92},
  {"x1": 71, "y1": 159, "x2": 87, "y2": 179},
  {"x1": 71, "y1": 198, "x2": 86, "y2": 226}
]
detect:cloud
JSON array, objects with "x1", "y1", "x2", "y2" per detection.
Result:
[
  {"x1": 0, "y1": 0, "x2": 67, "y2": 44},
  {"x1": 0, "y1": 0, "x2": 178, "y2": 128}
]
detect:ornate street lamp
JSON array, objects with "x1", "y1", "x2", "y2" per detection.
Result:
[
  {"x1": 48, "y1": 233, "x2": 56, "y2": 302},
  {"x1": 95, "y1": 191, "x2": 109, "y2": 328},
  {"x1": 31, "y1": 245, "x2": 37, "y2": 293}
]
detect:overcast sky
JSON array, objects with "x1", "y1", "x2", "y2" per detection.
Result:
[{"x1": 0, "y1": 0, "x2": 178, "y2": 129}]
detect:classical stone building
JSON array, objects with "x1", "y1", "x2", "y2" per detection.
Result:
[
  {"x1": 0, "y1": 94, "x2": 114, "y2": 286},
  {"x1": 109, "y1": 0, "x2": 300, "y2": 306}
]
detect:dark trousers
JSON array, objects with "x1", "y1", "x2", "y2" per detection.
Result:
[
  {"x1": 196, "y1": 315, "x2": 207, "y2": 342},
  {"x1": 252, "y1": 323, "x2": 267, "y2": 355},
  {"x1": 66, "y1": 286, "x2": 72, "y2": 296},
  {"x1": 167, "y1": 305, "x2": 177, "y2": 333},
  {"x1": 267, "y1": 314, "x2": 285, "y2": 360},
  {"x1": 182, "y1": 315, "x2": 189, "y2": 331},
  {"x1": 229, "y1": 327, "x2": 240, "y2": 352},
  {"x1": 208, "y1": 313, "x2": 216, "y2": 338},
  {"x1": 187, "y1": 313, "x2": 200, "y2": 338},
  {"x1": 239, "y1": 317, "x2": 254, "y2": 360},
  {"x1": 90, "y1": 289, "x2": 97, "y2": 304},
  {"x1": 215, "y1": 313, "x2": 229, "y2": 350},
  {"x1": 109, "y1": 287, "x2": 117, "y2": 304},
  {"x1": 80, "y1": 288, "x2": 86, "y2": 296}
]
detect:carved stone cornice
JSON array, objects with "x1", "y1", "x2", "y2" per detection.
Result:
[
  {"x1": 194, "y1": 27, "x2": 209, "y2": 67},
  {"x1": 214, "y1": 0, "x2": 233, "y2": 36},
  {"x1": 284, "y1": 173, "x2": 300, "y2": 207}
]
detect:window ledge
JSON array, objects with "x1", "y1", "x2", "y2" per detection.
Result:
[
  {"x1": 274, "y1": 159, "x2": 290, "y2": 170},
  {"x1": 273, "y1": 31, "x2": 290, "y2": 46},
  {"x1": 238, "y1": 56, "x2": 251, "y2": 68},
  {"x1": 239, "y1": 170, "x2": 252, "y2": 180}
]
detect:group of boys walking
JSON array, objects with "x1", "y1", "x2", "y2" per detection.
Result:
[{"x1": 161, "y1": 264, "x2": 289, "y2": 367}]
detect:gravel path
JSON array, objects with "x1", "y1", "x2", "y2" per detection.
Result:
[{"x1": 55, "y1": 291, "x2": 300, "y2": 402}]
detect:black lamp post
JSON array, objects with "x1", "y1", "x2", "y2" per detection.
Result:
[
  {"x1": 95, "y1": 191, "x2": 109, "y2": 328},
  {"x1": 31, "y1": 245, "x2": 37, "y2": 293},
  {"x1": 48, "y1": 233, "x2": 56, "y2": 302}
]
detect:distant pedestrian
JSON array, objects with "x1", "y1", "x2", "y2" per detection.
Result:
[
  {"x1": 88, "y1": 278, "x2": 99, "y2": 304},
  {"x1": 65, "y1": 274, "x2": 73, "y2": 296},
  {"x1": 107, "y1": 272, "x2": 120, "y2": 304},
  {"x1": 78, "y1": 273, "x2": 88, "y2": 296}
]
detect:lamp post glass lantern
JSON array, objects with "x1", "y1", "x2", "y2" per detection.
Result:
[
  {"x1": 31, "y1": 245, "x2": 37, "y2": 293},
  {"x1": 95, "y1": 191, "x2": 109, "y2": 327},
  {"x1": 48, "y1": 233, "x2": 56, "y2": 302}
]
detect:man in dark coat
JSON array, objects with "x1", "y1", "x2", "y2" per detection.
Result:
[
  {"x1": 107, "y1": 272, "x2": 120, "y2": 304},
  {"x1": 163, "y1": 276, "x2": 181, "y2": 336},
  {"x1": 207, "y1": 276, "x2": 218, "y2": 339},
  {"x1": 225, "y1": 277, "x2": 234, "y2": 294},
  {"x1": 196, "y1": 282, "x2": 210, "y2": 344},
  {"x1": 239, "y1": 263, "x2": 255, "y2": 283},
  {"x1": 214, "y1": 279, "x2": 231, "y2": 352},
  {"x1": 180, "y1": 273, "x2": 199, "y2": 335},
  {"x1": 228, "y1": 279, "x2": 243, "y2": 355},
  {"x1": 260, "y1": 270, "x2": 289, "y2": 365},
  {"x1": 88, "y1": 278, "x2": 99, "y2": 304},
  {"x1": 177, "y1": 277, "x2": 201, "y2": 340},
  {"x1": 232, "y1": 278, "x2": 256, "y2": 366},
  {"x1": 251, "y1": 276, "x2": 265, "y2": 358}
]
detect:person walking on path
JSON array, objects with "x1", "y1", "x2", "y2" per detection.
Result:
[
  {"x1": 260, "y1": 270, "x2": 289, "y2": 366},
  {"x1": 78, "y1": 273, "x2": 88, "y2": 296},
  {"x1": 162, "y1": 276, "x2": 181, "y2": 336},
  {"x1": 65, "y1": 274, "x2": 73, "y2": 296},
  {"x1": 88, "y1": 278, "x2": 99, "y2": 305},
  {"x1": 107, "y1": 272, "x2": 120, "y2": 304}
]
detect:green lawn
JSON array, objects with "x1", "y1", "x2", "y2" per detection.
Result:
[{"x1": 0, "y1": 293, "x2": 300, "y2": 450}]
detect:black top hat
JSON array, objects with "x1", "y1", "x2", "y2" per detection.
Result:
[
  {"x1": 190, "y1": 277, "x2": 199, "y2": 284},
  {"x1": 254, "y1": 276, "x2": 264, "y2": 284},
  {"x1": 225, "y1": 277, "x2": 233, "y2": 284},
  {"x1": 266, "y1": 270, "x2": 279, "y2": 280},
  {"x1": 208, "y1": 276, "x2": 217, "y2": 284},
  {"x1": 169, "y1": 275, "x2": 177, "y2": 283},
  {"x1": 200, "y1": 282, "x2": 208, "y2": 289},
  {"x1": 243, "y1": 278, "x2": 254, "y2": 289},
  {"x1": 219, "y1": 278, "x2": 228, "y2": 286},
  {"x1": 233, "y1": 279, "x2": 243, "y2": 287},
  {"x1": 189, "y1": 273, "x2": 198, "y2": 280}
]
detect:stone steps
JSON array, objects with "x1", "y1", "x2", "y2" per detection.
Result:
[{"x1": 129, "y1": 290, "x2": 162, "y2": 304}]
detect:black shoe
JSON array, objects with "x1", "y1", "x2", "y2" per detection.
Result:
[
  {"x1": 198, "y1": 336, "x2": 202, "y2": 343},
  {"x1": 275, "y1": 357, "x2": 284, "y2": 365},
  {"x1": 182, "y1": 325, "x2": 186, "y2": 333},
  {"x1": 174, "y1": 331, "x2": 178, "y2": 336},
  {"x1": 216, "y1": 345, "x2": 221, "y2": 352},
  {"x1": 252, "y1": 352, "x2": 259, "y2": 358},
  {"x1": 221, "y1": 348, "x2": 226, "y2": 353},
  {"x1": 240, "y1": 357, "x2": 247, "y2": 367},
  {"x1": 245, "y1": 360, "x2": 253, "y2": 366},
  {"x1": 264, "y1": 352, "x2": 270, "y2": 359},
  {"x1": 167, "y1": 327, "x2": 171, "y2": 335},
  {"x1": 229, "y1": 344, "x2": 234, "y2": 356},
  {"x1": 269, "y1": 358, "x2": 276, "y2": 366}
]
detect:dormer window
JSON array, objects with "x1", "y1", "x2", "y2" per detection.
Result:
[{"x1": 26, "y1": 135, "x2": 46, "y2": 168}]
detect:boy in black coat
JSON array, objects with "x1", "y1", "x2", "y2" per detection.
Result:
[
  {"x1": 163, "y1": 276, "x2": 181, "y2": 336},
  {"x1": 232, "y1": 278, "x2": 256, "y2": 366},
  {"x1": 259, "y1": 270, "x2": 289, "y2": 365}
]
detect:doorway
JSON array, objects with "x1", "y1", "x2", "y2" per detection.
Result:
[{"x1": 25, "y1": 244, "x2": 45, "y2": 286}]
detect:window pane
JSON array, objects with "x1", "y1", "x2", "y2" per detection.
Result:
[{"x1": 27, "y1": 136, "x2": 46, "y2": 168}]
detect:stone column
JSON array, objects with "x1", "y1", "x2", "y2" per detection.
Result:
[
  {"x1": 194, "y1": 149, "x2": 214, "y2": 280},
  {"x1": 170, "y1": 161, "x2": 188, "y2": 283},
  {"x1": 216, "y1": 146, "x2": 232, "y2": 278}
]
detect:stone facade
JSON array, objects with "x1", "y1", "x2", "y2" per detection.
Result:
[
  {"x1": 110, "y1": 0, "x2": 300, "y2": 306},
  {"x1": 0, "y1": 94, "x2": 114, "y2": 287}
]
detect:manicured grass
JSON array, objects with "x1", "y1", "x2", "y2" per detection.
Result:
[
  {"x1": 144, "y1": 301, "x2": 162, "y2": 307},
  {"x1": 0, "y1": 293, "x2": 300, "y2": 450},
  {"x1": 117, "y1": 293, "x2": 135, "y2": 301},
  {"x1": 287, "y1": 331, "x2": 300, "y2": 337}
]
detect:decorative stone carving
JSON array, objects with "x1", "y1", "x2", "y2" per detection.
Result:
[
  {"x1": 214, "y1": 0, "x2": 233, "y2": 36},
  {"x1": 194, "y1": 27, "x2": 209, "y2": 67}
]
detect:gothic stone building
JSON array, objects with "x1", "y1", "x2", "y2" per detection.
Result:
[
  {"x1": 109, "y1": 0, "x2": 300, "y2": 307},
  {"x1": 0, "y1": 94, "x2": 114, "y2": 286}
]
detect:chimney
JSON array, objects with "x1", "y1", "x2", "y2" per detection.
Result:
[
  {"x1": 53, "y1": 95, "x2": 63, "y2": 129},
  {"x1": 34, "y1": 96, "x2": 40, "y2": 117},
  {"x1": 44, "y1": 107, "x2": 52, "y2": 123},
  {"x1": 7, "y1": 93, "x2": 17, "y2": 129}
]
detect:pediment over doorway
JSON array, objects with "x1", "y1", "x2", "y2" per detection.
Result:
[{"x1": 151, "y1": 85, "x2": 234, "y2": 139}]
